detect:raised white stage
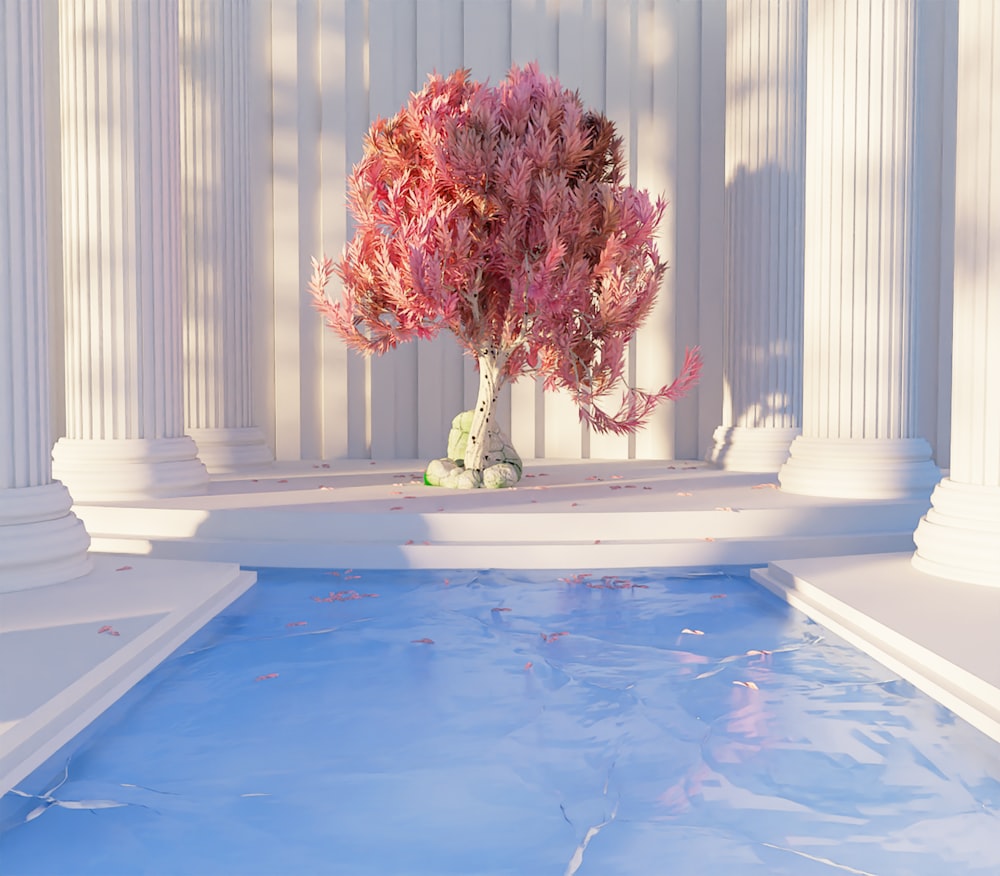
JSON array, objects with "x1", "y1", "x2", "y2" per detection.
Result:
[
  {"x1": 2, "y1": 460, "x2": 998, "y2": 800},
  {"x1": 74, "y1": 459, "x2": 930, "y2": 569}
]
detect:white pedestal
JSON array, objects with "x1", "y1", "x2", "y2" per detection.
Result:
[
  {"x1": 52, "y1": 438, "x2": 209, "y2": 504},
  {"x1": 913, "y1": 481, "x2": 1000, "y2": 587},
  {"x1": 707, "y1": 426, "x2": 801, "y2": 473},
  {"x1": 0, "y1": 484, "x2": 91, "y2": 593},
  {"x1": 187, "y1": 427, "x2": 274, "y2": 474},
  {"x1": 779, "y1": 437, "x2": 940, "y2": 500}
]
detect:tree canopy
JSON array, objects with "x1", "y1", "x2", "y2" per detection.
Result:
[{"x1": 310, "y1": 63, "x2": 701, "y2": 436}]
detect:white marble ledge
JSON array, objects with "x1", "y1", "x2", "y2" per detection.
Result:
[{"x1": 0, "y1": 555, "x2": 254, "y2": 798}]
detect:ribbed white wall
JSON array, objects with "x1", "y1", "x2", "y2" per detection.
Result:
[
  {"x1": 180, "y1": 0, "x2": 273, "y2": 472},
  {"x1": 913, "y1": 0, "x2": 1000, "y2": 586},
  {"x1": 708, "y1": 0, "x2": 805, "y2": 471},
  {"x1": 27, "y1": 0, "x2": 960, "y2": 471},
  {"x1": 260, "y1": 0, "x2": 726, "y2": 463},
  {"x1": 52, "y1": 0, "x2": 209, "y2": 501},
  {"x1": 778, "y1": 0, "x2": 941, "y2": 498},
  {"x1": 0, "y1": 0, "x2": 91, "y2": 591}
]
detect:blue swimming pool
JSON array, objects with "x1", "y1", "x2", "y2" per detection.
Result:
[{"x1": 1, "y1": 566, "x2": 999, "y2": 874}]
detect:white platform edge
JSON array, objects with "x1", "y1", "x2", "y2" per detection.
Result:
[
  {"x1": 753, "y1": 555, "x2": 1000, "y2": 745},
  {"x1": 0, "y1": 556, "x2": 255, "y2": 798}
]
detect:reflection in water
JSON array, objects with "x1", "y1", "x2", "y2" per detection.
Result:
[{"x1": 1, "y1": 567, "x2": 998, "y2": 875}]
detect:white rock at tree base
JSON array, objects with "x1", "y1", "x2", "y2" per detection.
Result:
[
  {"x1": 425, "y1": 409, "x2": 524, "y2": 489},
  {"x1": 482, "y1": 462, "x2": 520, "y2": 489}
]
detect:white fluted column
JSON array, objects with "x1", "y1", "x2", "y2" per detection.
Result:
[
  {"x1": 913, "y1": 0, "x2": 1000, "y2": 587},
  {"x1": 52, "y1": 0, "x2": 209, "y2": 503},
  {"x1": 778, "y1": 0, "x2": 940, "y2": 499},
  {"x1": 180, "y1": 0, "x2": 272, "y2": 473},
  {"x1": 708, "y1": 0, "x2": 805, "y2": 472},
  {"x1": 0, "y1": 1, "x2": 91, "y2": 592}
]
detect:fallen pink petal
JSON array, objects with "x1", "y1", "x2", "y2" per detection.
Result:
[{"x1": 541, "y1": 631, "x2": 569, "y2": 643}]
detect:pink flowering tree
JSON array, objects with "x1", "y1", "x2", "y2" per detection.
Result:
[{"x1": 310, "y1": 64, "x2": 701, "y2": 487}]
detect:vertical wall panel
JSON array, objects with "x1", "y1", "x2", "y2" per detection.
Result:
[
  {"x1": 672, "y1": 0, "x2": 714, "y2": 459},
  {"x1": 368, "y1": 0, "x2": 418, "y2": 458},
  {"x1": 249, "y1": 0, "x2": 276, "y2": 457},
  {"x1": 509, "y1": 0, "x2": 559, "y2": 458},
  {"x1": 319, "y1": 0, "x2": 351, "y2": 459},
  {"x1": 633, "y1": 0, "x2": 679, "y2": 458},
  {"x1": 414, "y1": 0, "x2": 466, "y2": 461},
  {"x1": 296, "y1": 0, "x2": 325, "y2": 460},
  {"x1": 343, "y1": 0, "x2": 371, "y2": 458},
  {"x1": 695, "y1": 0, "x2": 726, "y2": 460},
  {"x1": 913, "y1": 0, "x2": 957, "y2": 468},
  {"x1": 589, "y1": 0, "x2": 636, "y2": 461},
  {"x1": 543, "y1": 0, "x2": 607, "y2": 460},
  {"x1": 269, "y1": 0, "x2": 303, "y2": 459}
]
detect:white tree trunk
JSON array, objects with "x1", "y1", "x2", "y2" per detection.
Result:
[
  {"x1": 423, "y1": 350, "x2": 521, "y2": 488},
  {"x1": 464, "y1": 352, "x2": 502, "y2": 475}
]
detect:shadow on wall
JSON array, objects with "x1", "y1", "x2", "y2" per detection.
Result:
[{"x1": 721, "y1": 163, "x2": 804, "y2": 440}]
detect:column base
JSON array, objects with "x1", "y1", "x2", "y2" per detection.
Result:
[
  {"x1": 0, "y1": 482, "x2": 92, "y2": 593},
  {"x1": 52, "y1": 437, "x2": 209, "y2": 503},
  {"x1": 778, "y1": 437, "x2": 940, "y2": 499},
  {"x1": 912, "y1": 479, "x2": 1000, "y2": 587},
  {"x1": 187, "y1": 427, "x2": 274, "y2": 474},
  {"x1": 706, "y1": 426, "x2": 800, "y2": 472}
]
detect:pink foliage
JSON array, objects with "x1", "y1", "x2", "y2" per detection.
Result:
[{"x1": 309, "y1": 63, "x2": 701, "y2": 434}]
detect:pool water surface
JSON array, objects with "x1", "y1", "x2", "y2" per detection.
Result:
[{"x1": 1, "y1": 566, "x2": 999, "y2": 875}]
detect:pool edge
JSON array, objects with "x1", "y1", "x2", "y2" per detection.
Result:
[{"x1": 753, "y1": 553, "x2": 1000, "y2": 746}]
